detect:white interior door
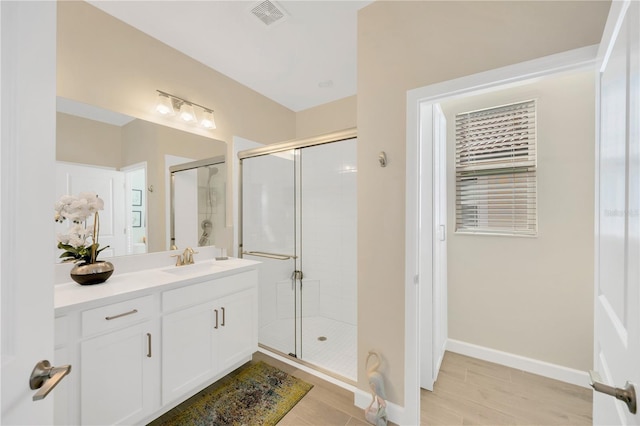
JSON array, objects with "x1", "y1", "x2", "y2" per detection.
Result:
[
  {"x1": 419, "y1": 103, "x2": 448, "y2": 390},
  {"x1": 593, "y1": 1, "x2": 640, "y2": 424},
  {"x1": 55, "y1": 163, "x2": 126, "y2": 260},
  {"x1": 1, "y1": 2, "x2": 57, "y2": 424}
]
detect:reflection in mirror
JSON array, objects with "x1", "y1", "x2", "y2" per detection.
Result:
[
  {"x1": 55, "y1": 97, "x2": 227, "y2": 262},
  {"x1": 170, "y1": 156, "x2": 226, "y2": 251}
]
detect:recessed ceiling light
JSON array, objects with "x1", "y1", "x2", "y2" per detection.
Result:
[{"x1": 318, "y1": 80, "x2": 333, "y2": 88}]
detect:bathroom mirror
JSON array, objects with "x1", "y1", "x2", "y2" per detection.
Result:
[{"x1": 55, "y1": 97, "x2": 227, "y2": 260}]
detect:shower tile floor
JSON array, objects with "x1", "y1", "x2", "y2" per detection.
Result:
[{"x1": 259, "y1": 316, "x2": 357, "y2": 380}]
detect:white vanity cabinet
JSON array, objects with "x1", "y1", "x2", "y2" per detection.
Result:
[
  {"x1": 76, "y1": 295, "x2": 159, "y2": 426},
  {"x1": 54, "y1": 261, "x2": 258, "y2": 426},
  {"x1": 161, "y1": 271, "x2": 257, "y2": 405},
  {"x1": 216, "y1": 287, "x2": 257, "y2": 369},
  {"x1": 80, "y1": 321, "x2": 158, "y2": 425}
]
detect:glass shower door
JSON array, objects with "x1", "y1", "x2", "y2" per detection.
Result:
[
  {"x1": 240, "y1": 137, "x2": 357, "y2": 380},
  {"x1": 241, "y1": 150, "x2": 300, "y2": 357}
]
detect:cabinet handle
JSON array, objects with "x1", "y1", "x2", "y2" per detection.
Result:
[
  {"x1": 105, "y1": 309, "x2": 138, "y2": 321},
  {"x1": 146, "y1": 333, "x2": 152, "y2": 358},
  {"x1": 214, "y1": 309, "x2": 219, "y2": 329},
  {"x1": 221, "y1": 307, "x2": 226, "y2": 327}
]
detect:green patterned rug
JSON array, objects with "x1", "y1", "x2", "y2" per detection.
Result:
[{"x1": 149, "y1": 361, "x2": 313, "y2": 426}]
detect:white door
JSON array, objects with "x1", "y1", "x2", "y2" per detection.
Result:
[
  {"x1": 593, "y1": 1, "x2": 640, "y2": 424},
  {"x1": 1, "y1": 2, "x2": 58, "y2": 424},
  {"x1": 55, "y1": 163, "x2": 126, "y2": 259},
  {"x1": 419, "y1": 103, "x2": 448, "y2": 390}
]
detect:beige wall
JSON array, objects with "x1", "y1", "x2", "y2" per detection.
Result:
[
  {"x1": 57, "y1": 0, "x2": 296, "y2": 152},
  {"x1": 295, "y1": 95, "x2": 357, "y2": 139},
  {"x1": 441, "y1": 70, "x2": 595, "y2": 372},
  {"x1": 57, "y1": 112, "x2": 123, "y2": 168},
  {"x1": 357, "y1": 1, "x2": 609, "y2": 404}
]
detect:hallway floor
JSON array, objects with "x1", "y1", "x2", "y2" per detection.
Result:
[
  {"x1": 421, "y1": 352, "x2": 592, "y2": 425},
  {"x1": 264, "y1": 350, "x2": 592, "y2": 425}
]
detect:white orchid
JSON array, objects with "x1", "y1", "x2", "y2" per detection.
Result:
[{"x1": 55, "y1": 193, "x2": 108, "y2": 263}]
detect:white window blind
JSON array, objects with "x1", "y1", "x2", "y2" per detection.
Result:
[{"x1": 455, "y1": 99, "x2": 537, "y2": 236}]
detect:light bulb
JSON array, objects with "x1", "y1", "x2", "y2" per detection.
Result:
[
  {"x1": 156, "y1": 93, "x2": 174, "y2": 115},
  {"x1": 179, "y1": 103, "x2": 197, "y2": 123},
  {"x1": 201, "y1": 110, "x2": 217, "y2": 129}
]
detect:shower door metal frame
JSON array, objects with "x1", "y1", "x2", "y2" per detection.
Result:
[
  {"x1": 238, "y1": 128, "x2": 357, "y2": 361},
  {"x1": 237, "y1": 127, "x2": 357, "y2": 260},
  {"x1": 169, "y1": 155, "x2": 225, "y2": 250}
]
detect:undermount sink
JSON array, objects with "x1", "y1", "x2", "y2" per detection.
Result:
[{"x1": 162, "y1": 261, "x2": 221, "y2": 276}]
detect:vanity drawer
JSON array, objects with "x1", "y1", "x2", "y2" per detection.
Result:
[
  {"x1": 162, "y1": 270, "x2": 256, "y2": 313},
  {"x1": 82, "y1": 295, "x2": 154, "y2": 337}
]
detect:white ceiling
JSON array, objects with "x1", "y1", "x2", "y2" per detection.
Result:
[{"x1": 88, "y1": 0, "x2": 373, "y2": 112}]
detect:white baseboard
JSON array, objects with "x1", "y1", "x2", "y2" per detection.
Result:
[{"x1": 446, "y1": 339, "x2": 590, "y2": 389}]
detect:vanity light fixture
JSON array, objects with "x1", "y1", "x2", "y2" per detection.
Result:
[
  {"x1": 155, "y1": 90, "x2": 217, "y2": 130},
  {"x1": 179, "y1": 102, "x2": 197, "y2": 123},
  {"x1": 200, "y1": 109, "x2": 217, "y2": 129},
  {"x1": 155, "y1": 93, "x2": 174, "y2": 115}
]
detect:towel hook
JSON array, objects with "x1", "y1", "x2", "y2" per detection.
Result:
[{"x1": 378, "y1": 152, "x2": 388, "y2": 167}]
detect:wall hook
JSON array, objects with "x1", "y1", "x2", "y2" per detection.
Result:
[
  {"x1": 378, "y1": 152, "x2": 388, "y2": 168},
  {"x1": 148, "y1": 185, "x2": 154, "y2": 193}
]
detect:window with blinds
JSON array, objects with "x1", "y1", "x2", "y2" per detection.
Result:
[{"x1": 455, "y1": 99, "x2": 537, "y2": 236}]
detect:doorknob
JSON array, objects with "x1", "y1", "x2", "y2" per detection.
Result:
[
  {"x1": 29, "y1": 360, "x2": 71, "y2": 401},
  {"x1": 589, "y1": 370, "x2": 637, "y2": 414}
]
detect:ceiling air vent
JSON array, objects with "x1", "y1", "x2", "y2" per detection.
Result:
[{"x1": 250, "y1": 0, "x2": 288, "y2": 27}]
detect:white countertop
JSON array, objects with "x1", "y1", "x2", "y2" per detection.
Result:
[{"x1": 55, "y1": 257, "x2": 260, "y2": 314}]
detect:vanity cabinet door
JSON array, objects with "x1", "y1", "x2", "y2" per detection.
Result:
[
  {"x1": 216, "y1": 287, "x2": 258, "y2": 370},
  {"x1": 162, "y1": 303, "x2": 217, "y2": 405},
  {"x1": 80, "y1": 321, "x2": 157, "y2": 425}
]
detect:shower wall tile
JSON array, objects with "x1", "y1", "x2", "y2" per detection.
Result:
[{"x1": 301, "y1": 139, "x2": 357, "y2": 326}]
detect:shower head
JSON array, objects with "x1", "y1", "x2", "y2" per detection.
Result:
[{"x1": 208, "y1": 166, "x2": 219, "y2": 176}]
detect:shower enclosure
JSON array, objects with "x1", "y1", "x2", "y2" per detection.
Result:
[
  {"x1": 170, "y1": 156, "x2": 226, "y2": 251},
  {"x1": 239, "y1": 131, "x2": 357, "y2": 380}
]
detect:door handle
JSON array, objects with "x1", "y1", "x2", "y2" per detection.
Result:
[
  {"x1": 30, "y1": 360, "x2": 71, "y2": 401},
  {"x1": 589, "y1": 370, "x2": 637, "y2": 414}
]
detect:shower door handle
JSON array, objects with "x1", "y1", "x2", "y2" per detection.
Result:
[{"x1": 242, "y1": 251, "x2": 298, "y2": 260}]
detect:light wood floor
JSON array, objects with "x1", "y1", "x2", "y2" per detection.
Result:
[
  {"x1": 421, "y1": 352, "x2": 592, "y2": 425},
  {"x1": 260, "y1": 351, "x2": 593, "y2": 426}
]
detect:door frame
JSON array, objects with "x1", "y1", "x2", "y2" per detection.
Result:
[{"x1": 404, "y1": 45, "x2": 599, "y2": 425}]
